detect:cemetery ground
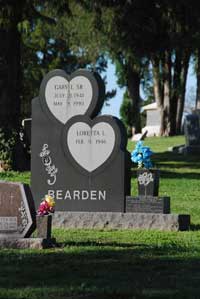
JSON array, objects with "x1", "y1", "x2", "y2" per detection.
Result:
[{"x1": 0, "y1": 135, "x2": 200, "y2": 298}]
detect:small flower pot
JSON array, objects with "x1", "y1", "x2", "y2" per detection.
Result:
[
  {"x1": 36, "y1": 215, "x2": 52, "y2": 239},
  {"x1": 137, "y1": 169, "x2": 160, "y2": 197}
]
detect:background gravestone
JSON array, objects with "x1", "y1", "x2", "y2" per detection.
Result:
[
  {"x1": 0, "y1": 181, "x2": 36, "y2": 238},
  {"x1": 184, "y1": 113, "x2": 200, "y2": 154},
  {"x1": 31, "y1": 69, "x2": 130, "y2": 212},
  {"x1": 184, "y1": 113, "x2": 200, "y2": 146}
]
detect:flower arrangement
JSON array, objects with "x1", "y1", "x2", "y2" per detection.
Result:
[
  {"x1": 131, "y1": 141, "x2": 153, "y2": 169},
  {"x1": 37, "y1": 195, "x2": 55, "y2": 216}
]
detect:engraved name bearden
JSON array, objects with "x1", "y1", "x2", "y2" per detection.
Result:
[{"x1": 48, "y1": 189, "x2": 106, "y2": 201}]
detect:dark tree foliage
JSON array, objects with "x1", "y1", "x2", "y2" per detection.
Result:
[
  {"x1": 0, "y1": 0, "x2": 111, "y2": 126},
  {"x1": 1, "y1": 0, "x2": 200, "y2": 140},
  {"x1": 0, "y1": 1, "x2": 67, "y2": 128},
  {"x1": 77, "y1": 0, "x2": 200, "y2": 135}
]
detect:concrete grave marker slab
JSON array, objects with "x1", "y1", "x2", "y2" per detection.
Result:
[{"x1": 0, "y1": 181, "x2": 36, "y2": 238}]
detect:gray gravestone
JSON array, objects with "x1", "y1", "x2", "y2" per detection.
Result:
[
  {"x1": 183, "y1": 113, "x2": 200, "y2": 154},
  {"x1": 184, "y1": 114, "x2": 200, "y2": 146},
  {"x1": 0, "y1": 181, "x2": 36, "y2": 238},
  {"x1": 31, "y1": 69, "x2": 130, "y2": 212}
]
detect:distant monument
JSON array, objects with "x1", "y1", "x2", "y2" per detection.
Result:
[
  {"x1": 142, "y1": 102, "x2": 161, "y2": 137},
  {"x1": 184, "y1": 111, "x2": 200, "y2": 154}
]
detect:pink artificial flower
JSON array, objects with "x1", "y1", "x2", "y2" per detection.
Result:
[{"x1": 37, "y1": 195, "x2": 55, "y2": 216}]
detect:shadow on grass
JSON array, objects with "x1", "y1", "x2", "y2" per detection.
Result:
[
  {"x1": 154, "y1": 152, "x2": 200, "y2": 167},
  {"x1": 57, "y1": 240, "x2": 150, "y2": 248},
  {"x1": 158, "y1": 170, "x2": 200, "y2": 179},
  {"x1": 189, "y1": 224, "x2": 200, "y2": 231},
  {"x1": 130, "y1": 150, "x2": 200, "y2": 166},
  {"x1": 0, "y1": 243, "x2": 200, "y2": 298},
  {"x1": 131, "y1": 169, "x2": 200, "y2": 180},
  {"x1": 131, "y1": 150, "x2": 200, "y2": 180}
]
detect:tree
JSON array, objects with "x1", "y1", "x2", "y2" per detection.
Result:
[
  {"x1": 2, "y1": 0, "x2": 200, "y2": 139},
  {"x1": 150, "y1": 1, "x2": 200, "y2": 135},
  {"x1": 120, "y1": 91, "x2": 134, "y2": 137},
  {"x1": 0, "y1": 0, "x2": 113, "y2": 125},
  {"x1": 0, "y1": 1, "x2": 72, "y2": 128},
  {"x1": 195, "y1": 49, "x2": 200, "y2": 110},
  {"x1": 75, "y1": 0, "x2": 200, "y2": 135},
  {"x1": 62, "y1": 0, "x2": 159, "y2": 132}
]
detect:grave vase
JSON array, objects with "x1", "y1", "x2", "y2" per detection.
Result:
[{"x1": 137, "y1": 169, "x2": 160, "y2": 197}]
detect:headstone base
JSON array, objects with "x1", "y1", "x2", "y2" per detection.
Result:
[
  {"x1": 52, "y1": 212, "x2": 190, "y2": 231},
  {"x1": 126, "y1": 196, "x2": 170, "y2": 214},
  {"x1": 0, "y1": 238, "x2": 56, "y2": 249}
]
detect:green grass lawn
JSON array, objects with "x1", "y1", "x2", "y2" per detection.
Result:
[{"x1": 0, "y1": 135, "x2": 200, "y2": 298}]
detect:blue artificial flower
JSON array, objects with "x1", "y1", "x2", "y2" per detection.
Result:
[
  {"x1": 131, "y1": 150, "x2": 142, "y2": 163},
  {"x1": 142, "y1": 146, "x2": 153, "y2": 160},
  {"x1": 143, "y1": 159, "x2": 153, "y2": 169},
  {"x1": 135, "y1": 141, "x2": 143, "y2": 151},
  {"x1": 131, "y1": 141, "x2": 153, "y2": 169}
]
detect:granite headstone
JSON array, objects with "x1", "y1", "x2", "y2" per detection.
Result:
[
  {"x1": 31, "y1": 69, "x2": 130, "y2": 212},
  {"x1": 0, "y1": 181, "x2": 36, "y2": 238},
  {"x1": 184, "y1": 114, "x2": 200, "y2": 146}
]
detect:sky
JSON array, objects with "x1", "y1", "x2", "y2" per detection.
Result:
[
  {"x1": 101, "y1": 60, "x2": 197, "y2": 119},
  {"x1": 101, "y1": 62, "x2": 125, "y2": 118}
]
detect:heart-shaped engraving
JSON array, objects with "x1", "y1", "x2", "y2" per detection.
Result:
[
  {"x1": 67, "y1": 122, "x2": 115, "y2": 172},
  {"x1": 39, "y1": 69, "x2": 104, "y2": 124},
  {"x1": 62, "y1": 115, "x2": 120, "y2": 173},
  {"x1": 45, "y1": 75, "x2": 92, "y2": 124}
]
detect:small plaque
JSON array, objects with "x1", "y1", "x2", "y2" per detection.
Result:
[
  {"x1": 0, "y1": 181, "x2": 36, "y2": 238},
  {"x1": 126, "y1": 196, "x2": 170, "y2": 214},
  {"x1": 0, "y1": 217, "x2": 17, "y2": 231}
]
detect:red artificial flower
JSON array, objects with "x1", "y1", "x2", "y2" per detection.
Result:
[{"x1": 37, "y1": 195, "x2": 55, "y2": 216}]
